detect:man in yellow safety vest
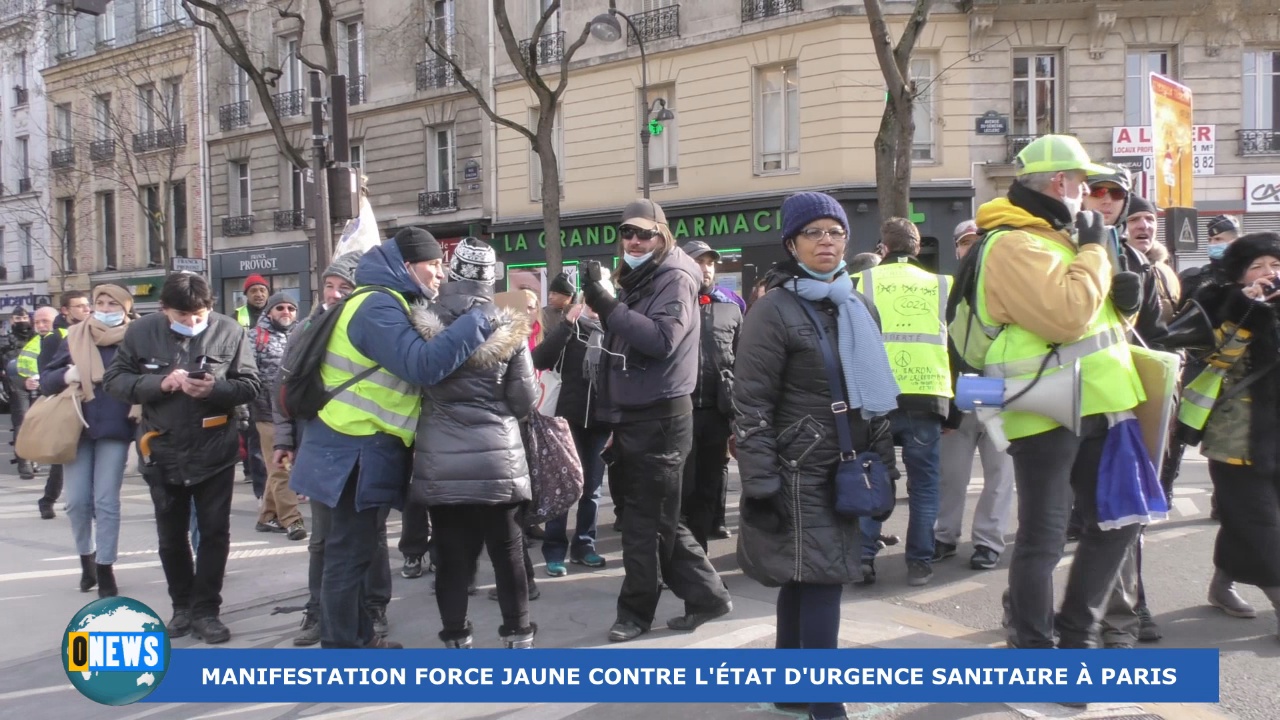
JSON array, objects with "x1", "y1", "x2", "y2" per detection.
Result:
[
  {"x1": 288, "y1": 227, "x2": 492, "y2": 650},
  {"x1": 856, "y1": 217, "x2": 953, "y2": 588},
  {"x1": 973, "y1": 134, "x2": 1147, "y2": 651}
]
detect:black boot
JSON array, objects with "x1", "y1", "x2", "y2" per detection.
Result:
[
  {"x1": 96, "y1": 564, "x2": 117, "y2": 598},
  {"x1": 500, "y1": 622, "x2": 537, "y2": 649},
  {"x1": 79, "y1": 554, "x2": 97, "y2": 593},
  {"x1": 438, "y1": 621, "x2": 474, "y2": 649}
]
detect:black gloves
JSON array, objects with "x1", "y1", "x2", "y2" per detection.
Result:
[
  {"x1": 1076, "y1": 210, "x2": 1107, "y2": 247},
  {"x1": 1111, "y1": 271, "x2": 1143, "y2": 314},
  {"x1": 740, "y1": 494, "x2": 789, "y2": 534},
  {"x1": 580, "y1": 261, "x2": 619, "y2": 318}
]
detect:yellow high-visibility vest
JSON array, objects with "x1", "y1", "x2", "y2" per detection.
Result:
[
  {"x1": 17, "y1": 328, "x2": 66, "y2": 378},
  {"x1": 315, "y1": 288, "x2": 419, "y2": 445},
  {"x1": 976, "y1": 230, "x2": 1144, "y2": 440},
  {"x1": 861, "y1": 261, "x2": 953, "y2": 398}
]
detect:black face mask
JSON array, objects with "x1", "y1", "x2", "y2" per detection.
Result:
[{"x1": 11, "y1": 322, "x2": 32, "y2": 340}]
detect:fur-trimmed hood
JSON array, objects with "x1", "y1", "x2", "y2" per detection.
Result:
[{"x1": 411, "y1": 291, "x2": 531, "y2": 370}]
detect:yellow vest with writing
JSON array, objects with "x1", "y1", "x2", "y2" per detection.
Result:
[
  {"x1": 976, "y1": 231, "x2": 1144, "y2": 440},
  {"x1": 861, "y1": 261, "x2": 953, "y2": 398},
  {"x1": 316, "y1": 289, "x2": 419, "y2": 445}
]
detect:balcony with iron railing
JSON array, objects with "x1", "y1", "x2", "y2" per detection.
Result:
[
  {"x1": 13, "y1": 85, "x2": 26, "y2": 106},
  {"x1": 1238, "y1": 129, "x2": 1280, "y2": 157},
  {"x1": 222, "y1": 215, "x2": 255, "y2": 237},
  {"x1": 139, "y1": 16, "x2": 188, "y2": 38},
  {"x1": 273, "y1": 88, "x2": 305, "y2": 117},
  {"x1": 219, "y1": 100, "x2": 250, "y2": 131},
  {"x1": 742, "y1": 0, "x2": 801, "y2": 21},
  {"x1": 1005, "y1": 134, "x2": 1041, "y2": 163},
  {"x1": 416, "y1": 56, "x2": 457, "y2": 91},
  {"x1": 90, "y1": 139, "x2": 115, "y2": 163},
  {"x1": 133, "y1": 125, "x2": 187, "y2": 153},
  {"x1": 17, "y1": 177, "x2": 31, "y2": 193},
  {"x1": 274, "y1": 209, "x2": 305, "y2": 231},
  {"x1": 518, "y1": 31, "x2": 564, "y2": 67},
  {"x1": 419, "y1": 189, "x2": 458, "y2": 215},
  {"x1": 348, "y1": 75, "x2": 367, "y2": 105},
  {"x1": 628, "y1": 4, "x2": 680, "y2": 46},
  {"x1": 50, "y1": 147, "x2": 75, "y2": 169}
]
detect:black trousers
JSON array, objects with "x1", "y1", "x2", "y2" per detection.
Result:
[
  {"x1": 614, "y1": 411, "x2": 731, "y2": 628},
  {"x1": 399, "y1": 498, "x2": 432, "y2": 558},
  {"x1": 147, "y1": 466, "x2": 235, "y2": 619},
  {"x1": 682, "y1": 407, "x2": 733, "y2": 550},
  {"x1": 41, "y1": 465, "x2": 63, "y2": 509},
  {"x1": 431, "y1": 503, "x2": 529, "y2": 633},
  {"x1": 605, "y1": 443, "x2": 624, "y2": 523}
]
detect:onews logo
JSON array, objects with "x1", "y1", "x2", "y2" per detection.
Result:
[{"x1": 62, "y1": 597, "x2": 171, "y2": 706}]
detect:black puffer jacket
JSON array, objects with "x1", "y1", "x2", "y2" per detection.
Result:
[
  {"x1": 693, "y1": 289, "x2": 741, "y2": 411},
  {"x1": 411, "y1": 279, "x2": 537, "y2": 506},
  {"x1": 733, "y1": 262, "x2": 899, "y2": 587},
  {"x1": 531, "y1": 313, "x2": 603, "y2": 428}
]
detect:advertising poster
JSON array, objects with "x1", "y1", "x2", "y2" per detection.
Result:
[{"x1": 1150, "y1": 73, "x2": 1194, "y2": 208}]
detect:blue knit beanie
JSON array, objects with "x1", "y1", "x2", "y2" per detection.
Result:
[{"x1": 780, "y1": 192, "x2": 850, "y2": 248}]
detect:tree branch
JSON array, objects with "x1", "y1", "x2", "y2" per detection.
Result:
[
  {"x1": 863, "y1": 0, "x2": 907, "y2": 104},
  {"x1": 893, "y1": 0, "x2": 935, "y2": 75},
  {"x1": 495, "y1": 0, "x2": 551, "y2": 100},
  {"x1": 423, "y1": 24, "x2": 537, "y2": 145},
  {"x1": 553, "y1": 22, "x2": 593, "y2": 100}
]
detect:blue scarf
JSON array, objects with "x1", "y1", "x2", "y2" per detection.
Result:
[{"x1": 791, "y1": 273, "x2": 900, "y2": 420}]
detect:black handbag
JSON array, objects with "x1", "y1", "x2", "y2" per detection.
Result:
[{"x1": 796, "y1": 299, "x2": 895, "y2": 519}]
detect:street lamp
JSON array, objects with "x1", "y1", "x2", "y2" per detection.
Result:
[{"x1": 591, "y1": 2, "x2": 675, "y2": 199}]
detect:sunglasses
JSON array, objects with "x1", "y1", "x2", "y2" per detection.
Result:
[
  {"x1": 619, "y1": 226, "x2": 658, "y2": 241},
  {"x1": 1088, "y1": 186, "x2": 1126, "y2": 201}
]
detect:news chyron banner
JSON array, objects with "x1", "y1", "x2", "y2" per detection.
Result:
[
  {"x1": 1151, "y1": 72, "x2": 1195, "y2": 209},
  {"x1": 65, "y1": 598, "x2": 1220, "y2": 706}
]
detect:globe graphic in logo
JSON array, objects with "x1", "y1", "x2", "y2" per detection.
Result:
[{"x1": 62, "y1": 597, "x2": 171, "y2": 706}]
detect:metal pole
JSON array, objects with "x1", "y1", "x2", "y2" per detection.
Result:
[
  {"x1": 309, "y1": 70, "x2": 331, "y2": 304},
  {"x1": 616, "y1": 10, "x2": 650, "y2": 199}
]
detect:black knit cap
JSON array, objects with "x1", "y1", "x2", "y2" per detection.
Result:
[
  {"x1": 1222, "y1": 231, "x2": 1280, "y2": 283},
  {"x1": 548, "y1": 272, "x2": 575, "y2": 297},
  {"x1": 394, "y1": 226, "x2": 444, "y2": 263},
  {"x1": 1126, "y1": 195, "x2": 1157, "y2": 217}
]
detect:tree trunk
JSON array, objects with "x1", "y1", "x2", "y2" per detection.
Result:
[{"x1": 539, "y1": 146, "x2": 563, "y2": 278}]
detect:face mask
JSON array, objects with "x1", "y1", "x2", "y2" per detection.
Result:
[
  {"x1": 1207, "y1": 244, "x2": 1227, "y2": 261},
  {"x1": 405, "y1": 264, "x2": 437, "y2": 300},
  {"x1": 622, "y1": 252, "x2": 654, "y2": 269},
  {"x1": 1062, "y1": 192, "x2": 1083, "y2": 218},
  {"x1": 93, "y1": 311, "x2": 125, "y2": 327},
  {"x1": 799, "y1": 259, "x2": 848, "y2": 281},
  {"x1": 170, "y1": 318, "x2": 208, "y2": 338}
]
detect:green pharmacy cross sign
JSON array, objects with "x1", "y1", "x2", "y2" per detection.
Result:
[{"x1": 648, "y1": 119, "x2": 664, "y2": 136}]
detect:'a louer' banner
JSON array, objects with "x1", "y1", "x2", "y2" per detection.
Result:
[{"x1": 142, "y1": 649, "x2": 1219, "y2": 704}]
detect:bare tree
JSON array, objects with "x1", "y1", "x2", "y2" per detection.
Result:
[
  {"x1": 425, "y1": 0, "x2": 590, "y2": 277},
  {"x1": 864, "y1": 0, "x2": 934, "y2": 221},
  {"x1": 181, "y1": 0, "x2": 338, "y2": 170}
]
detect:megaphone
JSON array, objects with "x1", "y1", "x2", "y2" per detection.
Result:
[
  {"x1": 1158, "y1": 299, "x2": 1215, "y2": 351},
  {"x1": 955, "y1": 360, "x2": 1083, "y2": 451}
]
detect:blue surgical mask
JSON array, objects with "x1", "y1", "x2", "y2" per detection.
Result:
[
  {"x1": 622, "y1": 252, "x2": 654, "y2": 269},
  {"x1": 93, "y1": 310, "x2": 125, "y2": 327},
  {"x1": 799, "y1": 259, "x2": 848, "y2": 281},
  {"x1": 170, "y1": 318, "x2": 208, "y2": 337},
  {"x1": 1207, "y1": 244, "x2": 1227, "y2": 260}
]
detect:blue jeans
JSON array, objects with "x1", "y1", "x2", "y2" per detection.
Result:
[
  {"x1": 542, "y1": 424, "x2": 610, "y2": 564},
  {"x1": 244, "y1": 426, "x2": 266, "y2": 499},
  {"x1": 776, "y1": 582, "x2": 845, "y2": 720},
  {"x1": 64, "y1": 437, "x2": 129, "y2": 564},
  {"x1": 861, "y1": 409, "x2": 942, "y2": 564},
  {"x1": 320, "y1": 467, "x2": 381, "y2": 648}
]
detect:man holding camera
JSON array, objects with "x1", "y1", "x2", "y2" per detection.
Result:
[{"x1": 581, "y1": 199, "x2": 733, "y2": 643}]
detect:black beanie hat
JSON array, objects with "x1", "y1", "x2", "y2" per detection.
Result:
[
  {"x1": 548, "y1": 272, "x2": 575, "y2": 297},
  {"x1": 394, "y1": 227, "x2": 444, "y2": 263},
  {"x1": 1222, "y1": 232, "x2": 1280, "y2": 283},
  {"x1": 1126, "y1": 195, "x2": 1157, "y2": 218}
]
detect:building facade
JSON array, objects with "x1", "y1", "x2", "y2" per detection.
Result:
[
  {"x1": 0, "y1": 0, "x2": 54, "y2": 317},
  {"x1": 201, "y1": 0, "x2": 487, "y2": 316},
  {"x1": 40, "y1": 0, "x2": 207, "y2": 312}
]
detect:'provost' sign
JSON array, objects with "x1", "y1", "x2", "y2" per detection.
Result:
[{"x1": 494, "y1": 209, "x2": 786, "y2": 254}]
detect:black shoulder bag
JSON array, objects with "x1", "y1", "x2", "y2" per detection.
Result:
[{"x1": 795, "y1": 299, "x2": 894, "y2": 519}]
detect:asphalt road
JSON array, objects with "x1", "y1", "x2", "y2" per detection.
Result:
[{"x1": 0, "y1": 415, "x2": 1270, "y2": 720}]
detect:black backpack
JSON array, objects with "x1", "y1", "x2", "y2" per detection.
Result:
[{"x1": 277, "y1": 286, "x2": 401, "y2": 420}]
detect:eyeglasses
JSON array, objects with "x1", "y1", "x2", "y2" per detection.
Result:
[
  {"x1": 619, "y1": 226, "x2": 658, "y2": 241},
  {"x1": 275, "y1": 305, "x2": 298, "y2": 313},
  {"x1": 798, "y1": 227, "x2": 848, "y2": 242},
  {"x1": 1088, "y1": 186, "x2": 1126, "y2": 201}
]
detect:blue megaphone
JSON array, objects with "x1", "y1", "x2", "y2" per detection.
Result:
[{"x1": 955, "y1": 361, "x2": 1083, "y2": 448}]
